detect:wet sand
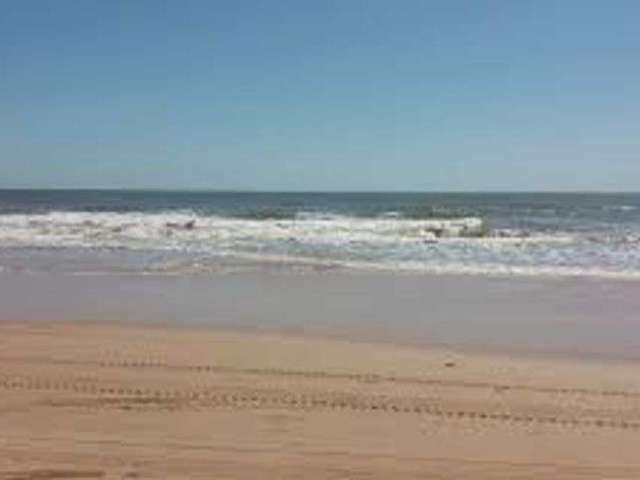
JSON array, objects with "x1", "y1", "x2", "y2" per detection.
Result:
[
  {"x1": 2, "y1": 321, "x2": 640, "y2": 479},
  {"x1": 2, "y1": 272, "x2": 640, "y2": 358}
]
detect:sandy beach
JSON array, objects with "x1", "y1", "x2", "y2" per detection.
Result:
[
  {"x1": 4, "y1": 0, "x2": 640, "y2": 475},
  {"x1": 2, "y1": 321, "x2": 640, "y2": 479}
]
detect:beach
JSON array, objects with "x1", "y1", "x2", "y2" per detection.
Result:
[
  {"x1": 4, "y1": 0, "x2": 640, "y2": 474},
  {"x1": 3, "y1": 271, "x2": 640, "y2": 358},
  {"x1": 1, "y1": 191, "x2": 640, "y2": 478},
  {"x1": 2, "y1": 320, "x2": 640, "y2": 479}
]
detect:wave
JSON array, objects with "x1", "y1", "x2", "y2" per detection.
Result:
[
  {"x1": 0, "y1": 210, "x2": 492, "y2": 248},
  {"x1": 3, "y1": 210, "x2": 635, "y2": 251},
  {"x1": 604, "y1": 205, "x2": 638, "y2": 212},
  {"x1": 238, "y1": 208, "x2": 298, "y2": 220},
  {"x1": 143, "y1": 252, "x2": 640, "y2": 280},
  {"x1": 0, "y1": 210, "x2": 617, "y2": 255},
  {"x1": 1, "y1": 210, "x2": 639, "y2": 279}
]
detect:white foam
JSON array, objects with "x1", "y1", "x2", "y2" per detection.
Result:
[
  {"x1": 605, "y1": 205, "x2": 637, "y2": 212},
  {"x1": 0, "y1": 211, "x2": 490, "y2": 248},
  {"x1": 146, "y1": 251, "x2": 640, "y2": 280},
  {"x1": 1, "y1": 210, "x2": 639, "y2": 279}
]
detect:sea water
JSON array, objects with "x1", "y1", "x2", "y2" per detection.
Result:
[{"x1": 1, "y1": 190, "x2": 639, "y2": 279}]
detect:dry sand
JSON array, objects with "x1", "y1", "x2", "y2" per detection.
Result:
[{"x1": 1, "y1": 321, "x2": 640, "y2": 479}]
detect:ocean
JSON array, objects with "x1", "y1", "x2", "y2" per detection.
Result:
[{"x1": 1, "y1": 190, "x2": 640, "y2": 279}]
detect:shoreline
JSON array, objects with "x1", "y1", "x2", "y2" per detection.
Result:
[
  {"x1": 2, "y1": 270, "x2": 640, "y2": 361},
  {"x1": 3, "y1": 316, "x2": 640, "y2": 373},
  {"x1": 5, "y1": 315, "x2": 640, "y2": 367},
  {"x1": 1, "y1": 321, "x2": 640, "y2": 478}
]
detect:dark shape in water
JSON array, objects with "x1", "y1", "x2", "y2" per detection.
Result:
[{"x1": 166, "y1": 220, "x2": 196, "y2": 230}]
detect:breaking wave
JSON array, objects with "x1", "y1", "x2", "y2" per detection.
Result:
[
  {"x1": 0, "y1": 209, "x2": 639, "y2": 279},
  {"x1": 0, "y1": 210, "x2": 493, "y2": 248}
]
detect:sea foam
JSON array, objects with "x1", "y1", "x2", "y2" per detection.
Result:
[{"x1": 0, "y1": 209, "x2": 639, "y2": 279}]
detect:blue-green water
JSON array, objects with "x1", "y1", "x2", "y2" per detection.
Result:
[{"x1": 1, "y1": 190, "x2": 639, "y2": 278}]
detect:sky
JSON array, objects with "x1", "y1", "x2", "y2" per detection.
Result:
[{"x1": 1, "y1": 0, "x2": 639, "y2": 191}]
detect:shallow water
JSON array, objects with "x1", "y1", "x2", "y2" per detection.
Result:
[{"x1": 2, "y1": 271, "x2": 639, "y2": 360}]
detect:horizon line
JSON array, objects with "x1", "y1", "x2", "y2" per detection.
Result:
[{"x1": 0, "y1": 187, "x2": 639, "y2": 195}]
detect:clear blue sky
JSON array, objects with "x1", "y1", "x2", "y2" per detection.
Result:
[{"x1": 1, "y1": 0, "x2": 639, "y2": 191}]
